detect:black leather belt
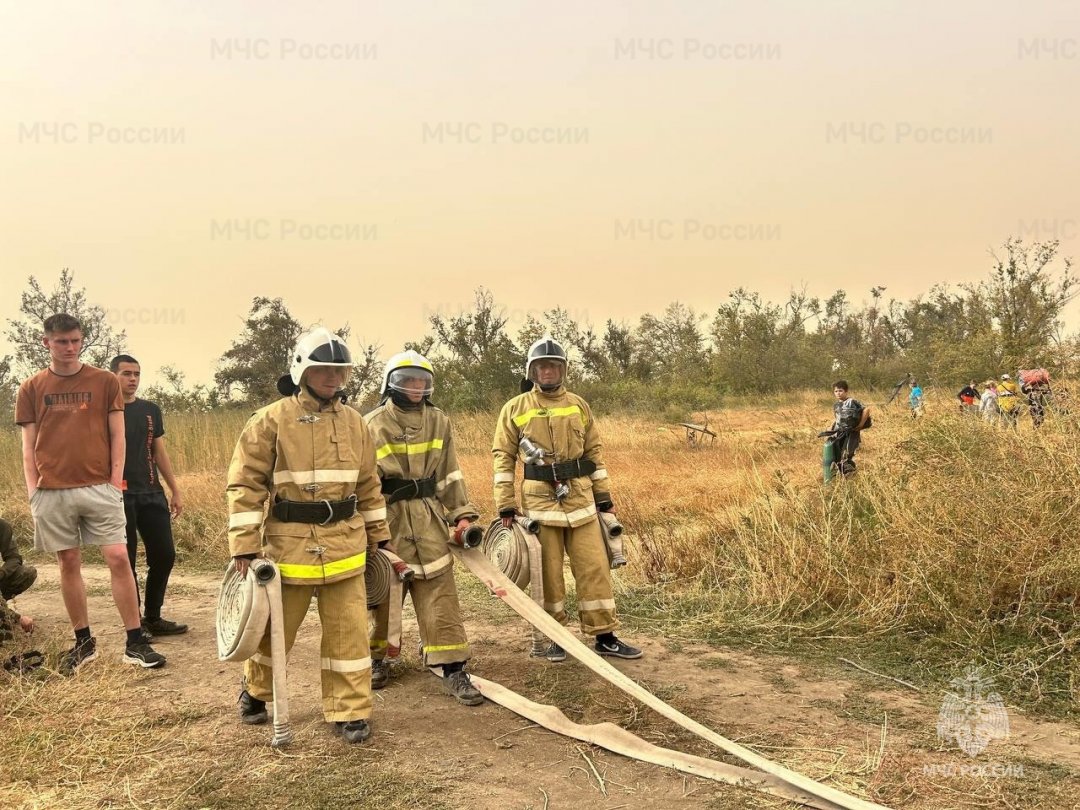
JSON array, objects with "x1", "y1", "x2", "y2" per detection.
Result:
[
  {"x1": 271, "y1": 495, "x2": 357, "y2": 524},
  {"x1": 523, "y1": 458, "x2": 597, "y2": 482},
  {"x1": 380, "y1": 476, "x2": 437, "y2": 504}
]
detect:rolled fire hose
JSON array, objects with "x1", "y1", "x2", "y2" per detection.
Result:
[
  {"x1": 481, "y1": 518, "x2": 548, "y2": 655},
  {"x1": 365, "y1": 548, "x2": 410, "y2": 660},
  {"x1": 451, "y1": 545, "x2": 890, "y2": 810},
  {"x1": 216, "y1": 559, "x2": 293, "y2": 747}
]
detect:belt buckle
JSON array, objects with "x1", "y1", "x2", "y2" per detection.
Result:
[{"x1": 319, "y1": 500, "x2": 335, "y2": 525}]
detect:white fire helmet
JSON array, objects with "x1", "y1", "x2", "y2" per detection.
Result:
[
  {"x1": 526, "y1": 336, "x2": 567, "y2": 382},
  {"x1": 286, "y1": 327, "x2": 353, "y2": 390},
  {"x1": 383, "y1": 350, "x2": 435, "y2": 397}
]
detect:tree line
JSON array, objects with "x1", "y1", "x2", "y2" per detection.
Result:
[{"x1": 1, "y1": 238, "x2": 1075, "y2": 416}]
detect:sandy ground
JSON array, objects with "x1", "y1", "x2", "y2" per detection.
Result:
[{"x1": 7, "y1": 564, "x2": 1080, "y2": 809}]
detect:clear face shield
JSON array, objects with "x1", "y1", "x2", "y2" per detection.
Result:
[
  {"x1": 529, "y1": 358, "x2": 565, "y2": 389},
  {"x1": 388, "y1": 368, "x2": 434, "y2": 399},
  {"x1": 302, "y1": 363, "x2": 353, "y2": 394}
]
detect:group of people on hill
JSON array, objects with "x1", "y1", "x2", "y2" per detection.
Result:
[
  {"x1": 4, "y1": 313, "x2": 639, "y2": 747},
  {"x1": 957, "y1": 371, "x2": 1053, "y2": 427},
  {"x1": 822, "y1": 367, "x2": 1057, "y2": 480}
]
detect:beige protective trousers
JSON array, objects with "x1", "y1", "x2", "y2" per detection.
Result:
[
  {"x1": 244, "y1": 573, "x2": 372, "y2": 722},
  {"x1": 539, "y1": 517, "x2": 618, "y2": 635},
  {"x1": 370, "y1": 571, "x2": 471, "y2": 666}
]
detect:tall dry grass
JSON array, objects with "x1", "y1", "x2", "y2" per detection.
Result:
[{"x1": 2, "y1": 390, "x2": 1077, "y2": 712}]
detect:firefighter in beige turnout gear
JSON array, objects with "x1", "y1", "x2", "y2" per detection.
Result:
[
  {"x1": 226, "y1": 328, "x2": 390, "y2": 744},
  {"x1": 364, "y1": 351, "x2": 483, "y2": 705},
  {"x1": 493, "y1": 337, "x2": 642, "y2": 662}
]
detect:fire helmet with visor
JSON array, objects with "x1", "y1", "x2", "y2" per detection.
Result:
[
  {"x1": 525, "y1": 336, "x2": 567, "y2": 392},
  {"x1": 383, "y1": 350, "x2": 435, "y2": 399},
  {"x1": 276, "y1": 327, "x2": 353, "y2": 396}
]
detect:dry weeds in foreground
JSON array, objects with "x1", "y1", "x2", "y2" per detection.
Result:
[{"x1": 2, "y1": 391, "x2": 1078, "y2": 807}]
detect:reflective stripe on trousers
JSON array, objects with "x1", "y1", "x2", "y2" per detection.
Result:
[
  {"x1": 245, "y1": 573, "x2": 372, "y2": 722},
  {"x1": 369, "y1": 570, "x2": 471, "y2": 666},
  {"x1": 537, "y1": 518, "x2": 618, "y2": 636}
]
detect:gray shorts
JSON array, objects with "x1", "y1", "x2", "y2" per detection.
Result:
[{"x1": 31, "y1": 483, "x2": 127, "y2": 553}]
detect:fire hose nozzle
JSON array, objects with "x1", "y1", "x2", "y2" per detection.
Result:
[
  {"x1": 451, "y1": 522, "x2": 484, "y2": 548},
  {"x1": 600, "y1": 515, "x2": 624, "y2": 538},
  {"x1": 390, "y1": 559, "x2": 414, "y2": 582},
  {"x1": 513, "y1": 515, "x2": 540, "y2": 534},
  {"x1": 518, "y1": 437, "x2": 546, "y2": 466},
  {"x1": 251, "y1": 559, "x2": 277, "y2": 584}
]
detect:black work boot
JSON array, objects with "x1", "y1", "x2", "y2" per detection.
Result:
[
  {"x1": 238, "y1": 690, "x2": 268, "y2": 725},
  {"x1": 442, "y1": 669, "x2": 484, "y2": 706},
  {"x1": 370, "y1": 658, "x2": 389, "y2": 690},
  {"x1": 337, "y1": 719, "x2": 373, "y2": 744}
]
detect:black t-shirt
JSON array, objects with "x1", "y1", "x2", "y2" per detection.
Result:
[
  {"x1": 122, "y1": 399, "x2": 165, "y2": 493},
  {"x1": 958, "y1": 386, "x2": 979, "y2": 400}
]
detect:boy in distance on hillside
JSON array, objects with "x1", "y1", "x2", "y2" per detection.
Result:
[{"x1": 828, "y1": 380, "x2": 868, "y2": 477}]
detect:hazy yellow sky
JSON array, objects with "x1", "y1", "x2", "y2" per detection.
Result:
[{"x1": 2, "y1": 1, "x2": 1078, "y2": 385}]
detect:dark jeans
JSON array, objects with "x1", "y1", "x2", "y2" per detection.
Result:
[
  {"x1": 124, "y1": 491, "x2": 176, "y2": 619},
  {"x1": 830, "y1": 431, "x2": 860, "y2": 477}
]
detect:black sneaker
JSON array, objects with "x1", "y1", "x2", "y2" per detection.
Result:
[
  {"x1": 595, "y1": 636, "x2": 643, "y2": 659},
  {"x1": 60, "y1": 637, "x2": 98, "y2": 675},
  {"x1": 336, "y1": 719, "x2": 372, "y2": 744},
  {"x1": 371, "y1": 658, "x2": 389, "y2": 690},
  {"x1": 442, "y1": 670, "x2": 484, "y2": 706},
  {"x1": 238, "y1": 690, "x2": 268, "y2": 725},
  {"x1": 530, "y1": 642, "x2": 566, "y2": 663},
  {"x1": 142, "y1": 617, "x2": 188, "y2": 636},
  {"x1": 123, "y1": 636, "x2": 166, "y2": 669}
]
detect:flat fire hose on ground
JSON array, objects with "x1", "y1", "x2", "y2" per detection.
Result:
[
  {"x1": 216, "y1": 559, "x2": 292, "y2": 747},
  {"x1": 450, "y1": 543, "x2": 891, "y2": 810},
  {"x1": 434, "y1": 670, "x2": 842, "y2": 810}
]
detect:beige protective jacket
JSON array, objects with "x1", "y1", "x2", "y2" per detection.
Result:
[
  {"x1": 492, "y1": 385, "x2": 612, "y2": 528},
  {"x1": 226, "y1": 388, "x2": 390, "y2": 585},
  {"x1": 364, "y1": 400, "x2": 478, "y2": 579}
]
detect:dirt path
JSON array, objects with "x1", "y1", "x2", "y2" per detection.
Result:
[{"x1": 8, "y1": 565, "x2": 1080, "y2": 809}]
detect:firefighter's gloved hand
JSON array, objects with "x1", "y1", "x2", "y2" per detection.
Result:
[
  {"x1": 378, "y1": 539, "x2": 397, "y2": 553},
  {"x1": 596, "y1": 500, "x2": 615, "y2": 514},
  {"x1": 499, "y1": 508, "x2": 517, "y2": 529}
]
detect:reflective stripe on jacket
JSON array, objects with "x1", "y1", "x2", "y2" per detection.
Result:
[
  {"x1": 492, "y1": 386, "x2": 611, "y2": 528},
  {"x1": 364, "y1": 401, "x2": 478, "y2": 579},
  {"x1": 226, "y1": 388, "x2": 390, "y2": 585}
]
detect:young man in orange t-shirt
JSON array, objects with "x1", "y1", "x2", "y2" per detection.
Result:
[{"x1": 15, "y1": 314, "x2": 165, "y2": 673}]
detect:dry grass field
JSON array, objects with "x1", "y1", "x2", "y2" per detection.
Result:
[{"x1": 2, "y1": 390, "x2": 1079, "y2": 808}]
